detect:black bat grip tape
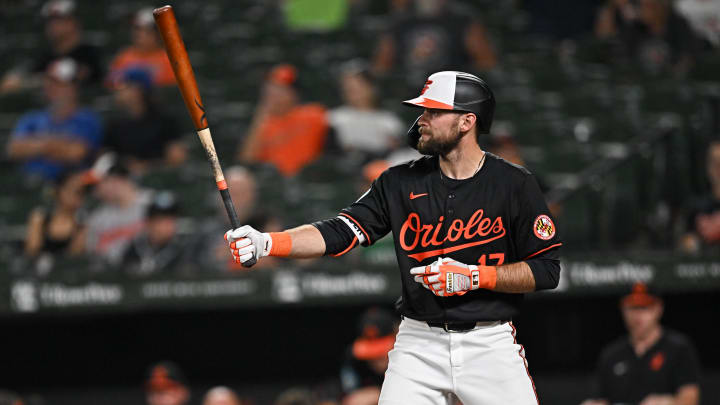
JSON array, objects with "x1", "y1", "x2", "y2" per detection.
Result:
[{"x1": 220, "y1": 188, "x2": 257, "y2": 267}]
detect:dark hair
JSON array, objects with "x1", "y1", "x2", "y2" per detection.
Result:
[{"x1": 339, "y1": 59, "x2": 375, "y2": 84}]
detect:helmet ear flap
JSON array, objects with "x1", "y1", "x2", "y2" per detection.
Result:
[{"x1": 407, "y1": 115, "x2": 422, "y2": 149}]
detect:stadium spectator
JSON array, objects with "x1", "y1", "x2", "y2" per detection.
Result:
[
  {"x1": 202, "y1": 387, "x2": 241, "y2": 405},
  {"x1": 237, "y1": 64, "x2": 330, "y2": 177},
  {"x1": 594, "y1": 0, "x2": 702, "y2": 76},
  {"x1": 0, "y1": 0, "x2": 102, "y2": 94},
  {"x1": 146, "y1": 361, "x2": 190, "y2": 405},
  {"x1": 84, "y1": 162, "x2": 152, "y2": 266},
  {"x1": 6, "y1": 58, "x2": 102, "y2": 183},
  {"x1": 104, "y1": 68, "x2": 186, "y2": 176},
  {"x1": 340, "y1": 308, "x2": 398, "y2": 405},
  {"x1": 121, "y1": 191, "x2": 193, "y2": 277},
  {"x1": 682, "y1": 140, "x2": 720, "y2": 254},
  {"x1": 372, "y1": 0, "x2": 497, "y2": 82},
  {"x1": 106, "y1": 7, "x2": 176, "y2": 87},
  {"x1": 328, "y1": 60, "x2": 404, "y2": 163},
  {"x1": 581, "y1": 282, "x2": 701, "y2": 405},
  {"x1": 23, "y1": 171, "x2": 89, "y2": 274}
]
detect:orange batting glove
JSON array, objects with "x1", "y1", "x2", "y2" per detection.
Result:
[{"x1": 410, "y1": 257, "x2": 497, "y2": 296}]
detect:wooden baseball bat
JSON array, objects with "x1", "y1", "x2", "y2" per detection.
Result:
[{"x1": 153, "y1": 5, "x2": 256, "y2": 267}]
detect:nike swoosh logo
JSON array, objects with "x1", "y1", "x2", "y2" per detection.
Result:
[{"x1": 409, "y1": 192, "x2": 428, "y2": 200}]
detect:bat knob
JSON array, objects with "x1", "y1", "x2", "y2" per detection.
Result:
[
  {"x1": 242, "y1": 256, "x2": 257, "y2": 268},
  {"x1": 153, "y1": 5, "x2": 172, "y2": 16}
]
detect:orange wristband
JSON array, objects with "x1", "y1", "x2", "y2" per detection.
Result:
[
  {"x1": 268, "y1": 232, "x2": 292, "y2": 257},
  {"x1": 478, "y1": 266, "x2": 497, "y2": 290}
]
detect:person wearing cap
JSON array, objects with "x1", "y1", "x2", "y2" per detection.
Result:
[
  {"x1": 121, "y1": 190, "x2": 194, "y2": 276},
  {"x1": 340, "y1": 308, "x2": 398, "y2": 405},
  {"x1": 581, "y1": 283, "x2": 701, "y2": 405},
  {"x1": 225, "y1": 70, "x2": 561, "y2": 404},
  {"x1": 145, "y1": 361, "x2": 190, "y2": 405},
  {"x1": 1, "y1": 0, "x2": 102, "y2": 94},
  {"x1": 84, "y1": 161, "x2": 153, "y2": 267},
  {"x1": 6, "y1": 57, "x2": 103, "y2": 182},
  {"x1": 103, "y1": 67, "x2": 186, "y2": 176},
  {"x1": 237, "y1": 64, "x2": 330, "y2": 177},
  {"x1": 107, "y1": 7, "x2": 176, "y2": 87},
  {"x1": 328, "y1": 60, "x2": 405, "y2": 163}
]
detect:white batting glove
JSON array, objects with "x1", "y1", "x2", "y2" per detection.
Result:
[
  {"x1": 410, "y1": 257, "x2": 497, "y2": 296},
  {"x1": 225, "y1": 225, "x2": 272, "y2": 265}
]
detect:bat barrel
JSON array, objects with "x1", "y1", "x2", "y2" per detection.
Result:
[{"x1": 153, "y1": 5, "x2": 208, "y2": 130}]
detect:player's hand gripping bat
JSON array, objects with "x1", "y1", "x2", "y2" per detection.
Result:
[{"x1": 153, "y1": 5, "x2": 256, "y2": 267}]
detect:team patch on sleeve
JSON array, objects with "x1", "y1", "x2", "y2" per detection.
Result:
[{"x1": 533, "y1": 215, "x2": 555, "y2": 240}]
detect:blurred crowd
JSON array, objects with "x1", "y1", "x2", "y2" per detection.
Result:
[{"x1": 1, "y1": 0, "x2": 720, "y2": 274}]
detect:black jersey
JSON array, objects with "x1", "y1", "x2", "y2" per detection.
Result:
[
  {"x1": 595, "y1": 329, "x2": 701, "y2": 404},
  {"x1": 340, "y1": 153, "x2": 562, "y2": 322}
]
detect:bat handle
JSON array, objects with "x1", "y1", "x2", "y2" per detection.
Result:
[{"x1": 219, "y1": 188, "x2": 257, "y2": 267}]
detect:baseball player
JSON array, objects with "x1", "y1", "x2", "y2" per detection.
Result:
[{"x1": 226, "y1": 71, "x2": 562, "y2": 404}]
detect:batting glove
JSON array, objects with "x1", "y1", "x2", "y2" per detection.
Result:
[
  {"x1": 410, "y1": 257, "x2": 497, "y2": 296},
  {"x1": 225, "y1": 225, "x2": 271, "y2": 266}
]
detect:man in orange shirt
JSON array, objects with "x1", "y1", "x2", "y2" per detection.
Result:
[
  {"x1": 107, "y1": 7, "x2": 175, "y2": 87},
  {"x1": 237, "y1": 64, "x2": 329, "y2": 177}
]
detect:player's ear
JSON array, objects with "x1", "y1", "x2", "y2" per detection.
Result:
[{"x1": 459, "y1": 113, "x2": 476, "y2": 132}]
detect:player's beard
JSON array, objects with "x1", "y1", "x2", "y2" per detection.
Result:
[{"x1": 417, "y1": 118, "x2": 464, "y2": 156}]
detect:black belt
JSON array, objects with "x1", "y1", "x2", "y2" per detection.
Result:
[
  {"x1": 425, "y1": 320, "x2": 508, "y2": 332},
  {"x1": 426, "y1": 321, "x2": 483, "y2": 332}
]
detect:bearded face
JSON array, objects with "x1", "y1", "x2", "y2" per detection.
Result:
[{"x1": 417, "y1": 111, "x2": 465, "y2": 156}]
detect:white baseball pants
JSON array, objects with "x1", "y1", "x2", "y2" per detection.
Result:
[{"x1": 379, "y1": 317, "x2": 539, "y2": 405}]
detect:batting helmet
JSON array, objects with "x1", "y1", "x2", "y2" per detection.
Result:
[{"x1": 403, "y1": 71, "x2": 495, "y2": 149}]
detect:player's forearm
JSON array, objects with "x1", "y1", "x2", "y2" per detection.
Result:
[
  {"x1": 493, "y1": 261, "x2": 536, "y2": 293},
  {"x1": 674, "y1": 384, "x2": 700, "y2": 405},
  {"x1": 285, "y1": 224, "x2": 326, "y2": 258}
]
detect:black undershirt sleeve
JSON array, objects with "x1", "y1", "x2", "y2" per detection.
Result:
[
  {"x1": 312, "y1": 217, "x2": 357, "y2": 255},
  {"x1": 525, "y1": 258, "x2": 561, "y2": 291},
  {"x1": 525, "y1": 246, "x2": 561, "y2": 291}
]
